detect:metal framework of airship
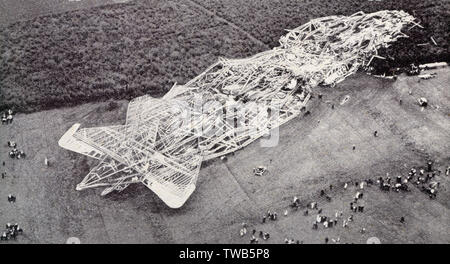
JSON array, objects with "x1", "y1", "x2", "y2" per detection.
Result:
[{"x1": 59, "y1": 10, "x2": 415, "y2": 208}]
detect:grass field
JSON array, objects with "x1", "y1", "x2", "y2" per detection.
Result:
[
  {"x1": 0, "y1": 68, "x2": 448, "y2": 243},
  {"x1": 1, "y1": 0, "x2": 449, "y2": 113}
]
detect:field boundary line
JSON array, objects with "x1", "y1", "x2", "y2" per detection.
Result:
[{"x1": 185, "y1": 0, "x2": 270, "y2": 49}]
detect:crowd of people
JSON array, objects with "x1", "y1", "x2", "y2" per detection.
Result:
[
  {"x1": 239, "y1": 159, "x2": 446, "y2": 244},
  {"x1": 7, "y1": 141, "x2": 26, "y2": 159},
  {"x1": 376, "y1": 161, "x2": 442, "y2": 199},
  {"x1": 0, "y1": 223, "x2": 23, "y2": 241},
  {"x1": 1, "y1": 109, "x2": 25, "y2": 242},
  {"x1": 1, "y1": 109, "x2": 14, "y2": 125}
]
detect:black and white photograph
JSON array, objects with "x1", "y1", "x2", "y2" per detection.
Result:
[{"x1": 0, "y1": 0, "x2": 449, "y2": 250}]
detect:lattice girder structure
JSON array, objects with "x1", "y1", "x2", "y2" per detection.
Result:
[{"x1": 59, "y1": 10, "x2": 415, "y2": 208}]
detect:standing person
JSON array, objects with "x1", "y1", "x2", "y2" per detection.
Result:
[
  {"x1": 9, "y1": 229, "x2": 16, "y2": 240},
  {"x1": 8, "y1": 194, "x2": 16, "y2": 203},
  {"x1": 7, "y1": 113, "x2": 13, "y2": 124},
  {"x1": 312, "y1": 222, "x2": 318, "y2": 230},
  {"x1": 1, "y1": 113, "x2": 6, "y2": 124}
]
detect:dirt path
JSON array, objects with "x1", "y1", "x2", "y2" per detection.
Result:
[{"x1": 186, "y1": 0, "x2": 270, "y2": 50}]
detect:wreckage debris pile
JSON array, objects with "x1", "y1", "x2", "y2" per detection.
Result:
[{"x1": 59, "y1": 10, "x2": 416, "y2": 208}]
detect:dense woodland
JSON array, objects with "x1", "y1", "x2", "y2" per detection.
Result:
[
  {"x1": 0, "y1": 1, "x2": 266, "y2": 112},
  {"x1": 0, "y1": 0, "x2": 448, "y2": 112}
]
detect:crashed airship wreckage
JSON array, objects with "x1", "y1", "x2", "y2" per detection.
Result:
[{"x1": 59, "y1": 10, "x2": 416, "y2": 208}]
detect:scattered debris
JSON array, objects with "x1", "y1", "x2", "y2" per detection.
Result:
[
  {"x1": 430, "y1": 36, "x2": 438, "y2": 46},
  {"x1": 253, "y1": 166, "x2": 267, "y2": 176},
  {"x1": 419, "y1": 62, "x2": 448, "y2": 70},
  {"x1": 340, "y1": 95, "x2": 351, "y2": 105},
  {"x1": 418, "y1": 73, "x2": 436, "y2": 80},
  {"x1": 408, "y1": 21, "x2": 424, "y2": 30}
]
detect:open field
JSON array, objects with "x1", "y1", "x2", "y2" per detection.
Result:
[
  {"x1": 0, "y1": 68, "x2": 448, "y2": 243},
  {"x1": 1, "y1": 0, "x2": 449, "y2": 113}
]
